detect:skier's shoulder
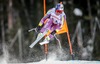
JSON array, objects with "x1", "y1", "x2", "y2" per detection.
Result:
[
  {"x1": 48, "y1": 8, "x2": 55, "y2": 12},
  {"x1": 47, "y1": 8, "x2": 55, "y2": 14},
  {"x1": 62, "y1": 12, "x2": 66, "y2": 16},
  {"x1": 61, "y1": 12, "x2": 66, "y2": 18}
]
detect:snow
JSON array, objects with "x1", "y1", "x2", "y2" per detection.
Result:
[
  {"x1": 73, "y1": 8, "x2": 83, "y2": 16},
  {"x1": 7, "y1": 60, "x2": 100, "y2": 64},
  {"x1": 1, "y1": 43, "x2": 100, "y2": 64},
  {"x1": 0, "y1": 56, "x2": 100, "y2": 64}
]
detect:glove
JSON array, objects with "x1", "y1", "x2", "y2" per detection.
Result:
[
  {"x1": 51, "y1": 30, "x2": 56, "y2": 35},
  {"x1": 36, "y1": 26, "x2": 41, "y2": 32},
  {"x1": 36, "y1": 23, "x2": 44, "y2": 32}
]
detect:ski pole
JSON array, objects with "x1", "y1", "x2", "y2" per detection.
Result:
[
  {"x1": 54, "y1": 34, "x2": 62, "y2": 49},
  {"x1": 28, "y1": 28, "x2": 37, "y2": 32}
]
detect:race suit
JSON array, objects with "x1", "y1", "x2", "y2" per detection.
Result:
[{"x1": 38, "y1": 8, "x2": 66, "y2": 39}]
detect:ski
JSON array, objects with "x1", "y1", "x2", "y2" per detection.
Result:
[{"x1": 29, "y1": 30, "x2": 48, "y2": 48}]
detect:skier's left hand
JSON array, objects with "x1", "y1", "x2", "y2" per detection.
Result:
[
  {"x1": 51, "y1": 30, "x2": 56, "y2": 35},
  {"x1": 36, "y1": 26, "x2": 41, "y2": 32}
]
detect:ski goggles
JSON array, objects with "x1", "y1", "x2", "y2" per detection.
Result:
[{"x1": 56, "y1": 10, "x2": 63, "y2": 14}]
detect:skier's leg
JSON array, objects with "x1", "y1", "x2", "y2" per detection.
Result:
[
  {"x1": 40, "y1": 19, "x2": 53, "y2": 33},
  {"x1": 36, "y1": 19, "x2": 52, "y2": 43},
  {"x1": 36, "y1": 33, "x2": 43, "y2": 40},
  {"x1": 36, "y1": 19, "x2": 52, "y2": 40},
  {"x1": 39, "y1": 33, "x2": 55, "y2": 45},
  {"x1": 39, "y1": 36, "x2": 50, "y2": 45}
]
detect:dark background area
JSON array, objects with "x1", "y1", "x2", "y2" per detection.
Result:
[{"x1": 0, "y1": 0, "x2": 100, "y2": 62}]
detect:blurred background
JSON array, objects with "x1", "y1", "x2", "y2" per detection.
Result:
[{"x1": 0, "y1": 0, "x2": 100, "y2": 63}]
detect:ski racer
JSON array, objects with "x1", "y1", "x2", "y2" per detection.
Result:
[{"x1": 37, "y1": 2, "x2": 66, "y2": 45}]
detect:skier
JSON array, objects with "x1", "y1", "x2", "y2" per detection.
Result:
[{"x1": 36, "y1": 2, "x2": 66, "y2": 45}]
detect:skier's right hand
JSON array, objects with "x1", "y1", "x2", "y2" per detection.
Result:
[
  {"x1": 36, "y1": 26, "x2": 41, "y2": 32},
  {"x1": 37, "y1": 22, "x2": 44, "y2": 32}
]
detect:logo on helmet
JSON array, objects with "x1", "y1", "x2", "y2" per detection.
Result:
[{"x1": 55, "y1": 3, "x2": 64, "y2": 11}]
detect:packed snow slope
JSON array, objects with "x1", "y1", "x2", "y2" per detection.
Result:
[{"x1": 8, "y1": 60, "x2": 100, "y2": 64}]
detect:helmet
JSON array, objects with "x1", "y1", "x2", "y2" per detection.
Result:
[{"x1": 55, "y1": 2, "x2": 64, "y2": 11}]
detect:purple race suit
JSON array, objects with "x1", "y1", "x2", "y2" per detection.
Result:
[{"x1": 39, "y1": 8, "x2": 66, "y2": 39}]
